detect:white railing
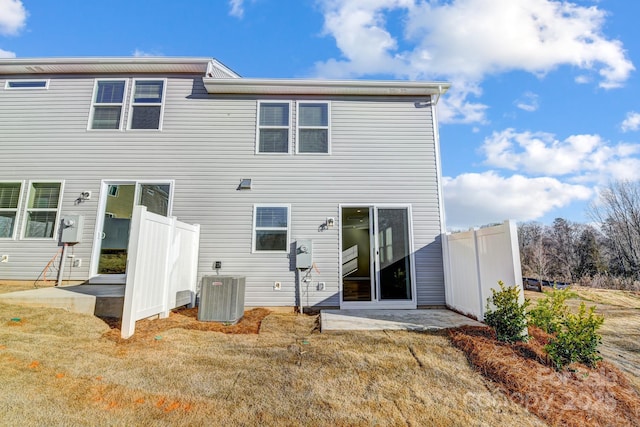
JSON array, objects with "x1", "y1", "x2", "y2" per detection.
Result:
[
  {"x1": 121, "y1": 206, "x2": 200, "y2": 339},
  {"x1": 443, "y1": 220, "x2": 523, "y2": 320}
]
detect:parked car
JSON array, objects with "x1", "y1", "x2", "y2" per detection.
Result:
[{"x1": 522, "y1": 278, "x2": 570, "y2": 292}]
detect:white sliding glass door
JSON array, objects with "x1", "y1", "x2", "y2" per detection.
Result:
[{"x1": 340, "y1": 205, "x2": 416, "y2": 308}]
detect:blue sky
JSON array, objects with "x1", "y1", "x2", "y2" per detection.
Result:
[{"x1": 1, "y1": 0, "x2": 638, "y2": 229}]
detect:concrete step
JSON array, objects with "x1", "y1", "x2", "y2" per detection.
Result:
[{"x1": 0, "y1": 284, "x2": 125, "y2": 317}]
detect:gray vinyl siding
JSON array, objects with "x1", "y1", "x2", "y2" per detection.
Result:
[{"x1": 0, "y1": 73, "x2": 445, "y2": 306}]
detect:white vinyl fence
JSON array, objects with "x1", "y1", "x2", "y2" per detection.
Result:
[
  {"x1": 121, "y1": 206, "x2": 200, "y2": 339},
  {"x1": 443, "y1": 220, "x2": 523, "y2": 321}
]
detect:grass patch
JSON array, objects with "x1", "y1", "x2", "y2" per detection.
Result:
[
  {"x1": 1, "y1": 283, "x2": 638, "y2": 425},
  {"x1": 0, "y1": 301, "x2": 544, "y2": 426}
]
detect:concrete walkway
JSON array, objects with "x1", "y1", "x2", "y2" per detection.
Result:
[
  {"x1": 320, "y1": 309, "x2": 483, "y2": 332},
  {"x1": 0, "y1": 284, "x2": 124, "y2": 316}
]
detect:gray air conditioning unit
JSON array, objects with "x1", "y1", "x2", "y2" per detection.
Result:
[{"x1": 198, "y1": 276, "x2": 246, "y2": 324}]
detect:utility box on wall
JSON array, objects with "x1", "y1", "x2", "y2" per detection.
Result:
[
  {"x1": 60, "y1": 215, "x2": 84, "y2": 243},
  {"x1": 296, "y1": 239, "x2": 313, "y2": 269}
]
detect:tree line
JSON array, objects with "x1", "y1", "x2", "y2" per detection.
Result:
[{"x1": 518, "y1": 181, "x2": 640, "y2": 289}]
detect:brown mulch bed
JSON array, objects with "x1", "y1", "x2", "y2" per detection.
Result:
[
  {"x1": 101, "y1": 308, "x2": 271, "y2": 344},
  {"x1": 449, "y1": 325, "x2": 640, "y2": 427}
]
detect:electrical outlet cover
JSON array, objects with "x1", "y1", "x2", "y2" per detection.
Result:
[{"x1": 274, "y1": 281, "x2": 282, "y2": 290}]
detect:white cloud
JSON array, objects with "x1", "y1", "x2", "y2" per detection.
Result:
[
  {"x1": 0, "y1": 47, "x2": 16, "y2": 58},
  {"x1": 314, "y1": 0, "x2": 634, "y2": 122},
  {"x1": 443, "y1": 171, "x2": 592, "y2": 228},
  {"x1": 621, "y1": 112, "x2": 640, "y2": 132},
  {"x1": 515, "y1": 92, "x2": 539, "y2": 112},
  {"x1": 229, "y1": 0, "x2": 244, "y2": 18},
  {"x1": 132, "y1": 49, "x2": 164, "y2": 57},
  {"x1": 0, "y1": 0, "x2": 26, "y2": 35},
  {"x1": 480, "y1": 128, "x2": 640, "y2": 182}
]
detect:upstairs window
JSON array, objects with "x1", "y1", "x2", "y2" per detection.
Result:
[
  {"x1": 129, "y1": 80, "x2": 165, "y2": 130},
  {"x1": 5, "y1": 80, "x2": 48, "y2": 89},
  {"x1": 257, "y1": 102, "x2": 290, "y2": 153},
  {"x1": 23, "y1": 182, "x2": 62, "y2": 239},
  {"x1": 0, "y1": 182, "x2": 22, "y2": 239},
  {"x1": 90, "y1": 80, "x2": 126, "y2": 130},
  {"x1": 297, "y1": 102, "x2": 330, "y2": 153},
  {"x1": 253, "y1": 205, "x2": 290, "y2": 252}
]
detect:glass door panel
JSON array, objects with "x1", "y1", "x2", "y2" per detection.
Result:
[
  {"x1": 341, "y1": 207, "x2": 374, "y2": 301},
  {"x1": 98, "y1": 184, "x2": 135, "y2": 274},
  {"x1": 377, "y1": 208, "x2": 412, "y2": 300}
]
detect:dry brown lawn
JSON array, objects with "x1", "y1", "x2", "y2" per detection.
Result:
[
  {"x1": 0, "y1": 299, "x2": 544, "y2": 426},
  {"x1": 1, "y1": 281, "x2": 638, "y2": 426}
]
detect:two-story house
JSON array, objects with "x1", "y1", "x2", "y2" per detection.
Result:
[{"x1": 0, "y1": 57, "x2": 450, "y2": 310}]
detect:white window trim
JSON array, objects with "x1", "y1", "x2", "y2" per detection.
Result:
[
  {"x1": 256, "y1": 100, "x2": 292, "y2": 154},
  {"x1": 296, "y1": 101, "x2": 331, "y2": 155},
  {"x1": 127, "y1": 78, "x2": 167, "y2": 131},
  {"x1": 4, "y1": 79, "x2": 50, "y2": 90},
  {"x1": 0, "y1": 180, "x2": 24, "y2": 240},
  {"x1": 21, "y1": 180, "x2": 65, "y2": 240},
  {"x1": 87, "y1": 79, "x2": 128, "y2": 131},
  {"x1": 252, "y1": 204, "x2": 291, "y2": 253}
]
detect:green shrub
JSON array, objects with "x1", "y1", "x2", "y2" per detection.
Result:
[
  {"x1": 484, "y1": 281, "x2": 530, "y2": 343},
  {"x1": 545, "y1": 302, "x2": 604, "y2": 370},
  {"x1": 528, "y1": 287, "x2": 577, "y2": 334}
]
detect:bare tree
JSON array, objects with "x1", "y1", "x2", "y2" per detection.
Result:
[{"x1": 589, "y1": 181, "x2": 640, "y2": 278}]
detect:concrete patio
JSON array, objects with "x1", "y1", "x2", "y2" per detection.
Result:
[
  {"x1": 0, "y1": 284, "x2": 124, "y2": 317},
  {"x1": 320, "y1": 309, "x2": 483, "y2": 331}
]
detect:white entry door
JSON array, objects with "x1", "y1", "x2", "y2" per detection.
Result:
[{"x1": 340, "y1": 205, "x2": 416, "y2": 309}]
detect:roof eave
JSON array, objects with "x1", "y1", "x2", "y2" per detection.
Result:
[
  {"x1": 0, "y1": 57, "x2": 241, "y2": 77},
  {"x1": 203, "y1": 78, "x2": 451, "y2": 96}
]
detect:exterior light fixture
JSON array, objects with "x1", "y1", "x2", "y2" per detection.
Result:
[{"x1": 239, "y1": 179, "x2": 252, "y2": 190}]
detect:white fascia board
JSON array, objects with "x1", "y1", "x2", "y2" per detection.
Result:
[
  {"x1": 203, "y1": 78, "x2": 451, "y2": 97},
  {"x1": 0, "y1": 57, "x2": 240, "y2": 77}
]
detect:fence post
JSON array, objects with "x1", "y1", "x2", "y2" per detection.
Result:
[{"x1": 121, "y1": 205, "x2": 146, "y2": 339}]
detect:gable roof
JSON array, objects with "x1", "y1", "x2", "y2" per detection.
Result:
[{"x1": 0, "y1": 57, "x2": 239, "y2": 78}]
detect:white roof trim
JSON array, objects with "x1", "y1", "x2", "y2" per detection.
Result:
[
  {"x1": 203, "y1": 78, "x2": 450, "y2": 96},
  {"x1": 0, "y1": 57, "x2": 240, "y2": 78}
]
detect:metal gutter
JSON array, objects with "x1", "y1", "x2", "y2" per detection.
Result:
[{"x1": 203, "y1": 77, "x2": 451, "y2": 96}]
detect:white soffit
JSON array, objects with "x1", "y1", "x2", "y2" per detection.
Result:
[
  {"x1": 203, "y1": 78, "x2": 451, "y2": 96},
  {"x1": 0, "y1": 57, "x2": 240, "y2": 78}
]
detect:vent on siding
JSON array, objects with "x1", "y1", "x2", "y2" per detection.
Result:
[{"x1": 198, "y1": 276, "x2": 246, "y2": 324}]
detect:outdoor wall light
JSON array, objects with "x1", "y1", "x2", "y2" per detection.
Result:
[{"x1": 238, "y1": 179, "x2": 252, "y2": 190}]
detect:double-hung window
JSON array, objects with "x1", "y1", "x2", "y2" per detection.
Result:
[
  {"x1": 129, "y1": 79, "x2": 165, "y2": 130},
  {"x1": 297, "y1": 102, "x2": 330, "y2": 153},
  {"x1": 90, "y1": 80, "x2": 126, "y2": 130},
  {"x1": 257, "y1": 102, "x2": 291, "y2": 153},
  {"x1": 0, "y1": 182, "x2": 22, "y2": 239},
  {"x1": 23, "y1": 182, "x2": 62, "y2": 239},
  {"x1": 253, "y1": 205, "x2": 290, "y2": 252}
]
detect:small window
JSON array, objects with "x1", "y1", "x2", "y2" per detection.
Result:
[
  {"x1": 107, "y1": 185, "x2": 119, "y2": 197},
  {"x1": 257, "y1": 102, "x2": 290, "y2": 153},
  {"x1": 297, "y1": 102, "x2": 330, "y2": 153},
  {"x1": 129, "y1": 80, "x2": 165, "y2": 130},
  {"x1": 0, "y1": 182, "x2": 22, "y2": 239},
  {"x1": 23, "y1": 182, "x2": 62, "y2": 239},
  {"x1": 90, "y1": 80, "x2": 126, "y2": 130},
  {"x1": 5, "y1": 80, "x2": 48, "y2": 89},
  {"x1": 253, "y1": 205, "x2": 290, "y2": 251}
]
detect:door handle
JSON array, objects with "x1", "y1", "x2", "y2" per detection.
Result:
[{"x1": 101, "y1": 232, "x2": 106, "y2": 240}]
